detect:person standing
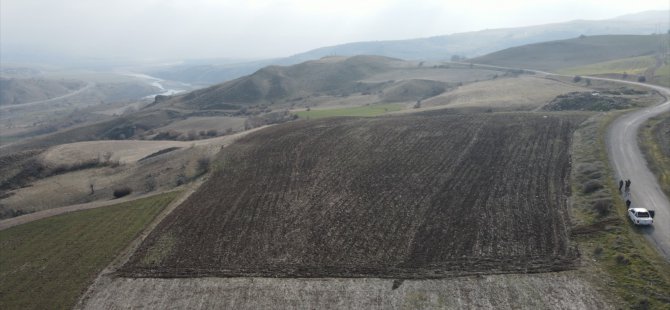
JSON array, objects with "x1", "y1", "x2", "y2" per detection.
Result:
[{"x1": 619, "y1": 180, "x2": 624, "y2": 193}]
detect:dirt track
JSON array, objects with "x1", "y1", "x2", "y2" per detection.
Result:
[
  {"x1": 0, "y1": 189, "x2": 179, "y2": 231},
  {"x1": 79, "y1": 272, "x2": 611, "y2": 309}
]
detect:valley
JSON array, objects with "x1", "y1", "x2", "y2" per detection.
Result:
[{"x1": 1, "y1": 18, "x2": 670, "y2": 309}]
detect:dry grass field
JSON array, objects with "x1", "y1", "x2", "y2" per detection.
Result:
[
  {"x1": 422, "y1": 76, "x2": 589, "y2": 111},
  {"x1": 0, "y1": 128, "x2": 266, "y2": 216},
  {"x1": 361, "y1": 67, "x2": 500, "y2": 83},
  {"x1": 81, "y1": 272, "x2": 610, "y2": 309},
  {"x1": 152, "y1": 116, "x2": 246, "y2": 134},
  {"x1": 121, "y1": 111, "x2": 584, "y2": 278}
]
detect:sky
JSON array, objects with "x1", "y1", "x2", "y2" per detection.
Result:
[{"x1": 1, "y1": 0, "x2": 668, "y2": 61}]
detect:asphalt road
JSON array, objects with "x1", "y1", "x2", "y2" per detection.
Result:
[
  {"x1": 604, "y1": 79, "x2": 670, "y2": 260},
  {"x1": 468, "y1": 61, "x2": 670, "y2": 260},
  {"x1": 0, "y1": 81, "x2": 94, "y2": 111}
]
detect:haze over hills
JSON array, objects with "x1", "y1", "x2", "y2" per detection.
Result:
[
  {"x1": 153, "y1": 56, "x2": 411, "y2": 109},
  {"x1": 148, "y1": 10, "x2": 669, "y2": 85}
]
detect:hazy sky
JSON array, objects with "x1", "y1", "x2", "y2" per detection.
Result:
[{"x1": 1, "y1": 0, "x2": 668, "y2": 61}]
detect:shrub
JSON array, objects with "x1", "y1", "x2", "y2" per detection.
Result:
[
  {"x1": 582, "y1": 180, "x2": 603, "y2": 194},
  {"x1": 113, "y1": 187, "x2": 132, "y2": 198},
  {"x1": 197, "y1": 157, "x2": 211, "y2": 175},
  {"x1": 637, "y1": 76, "x2": 646, "y2": 83},
  {"x1": 593, "y1": 199, "x2": 612, "y2": 217},
  {"x1": 573, "y1": 75, "x2": 582, "y2": 83},
  {"x1": 593, "y1": 246, "x2": 603, "y2": 256},
  {"x1": 615, "y1": 254, "x2": 630, "y2": 265}
]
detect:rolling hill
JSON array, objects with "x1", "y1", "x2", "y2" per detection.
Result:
[
  {"x1": 147, "y1": 10, "x2": 669, "y2": 85},
  {"x1": 0, "y1": 78, "x2": 85, "y2": 106},
  {"x1": 472, "y1": 34, "x2": 669, "y2": 71},
  {"x1": 151, "y1": 55, "x2": 448, "y2": 109}
]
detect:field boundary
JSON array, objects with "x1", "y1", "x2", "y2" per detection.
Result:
[
  {"x1": 0, "y1": 190, "x2": 174, "y2": 231},
  {"x1": 75, "y1": 180, "x2": 202, "y2": 309}
]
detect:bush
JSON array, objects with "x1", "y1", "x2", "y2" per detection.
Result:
[
  {"x1": 573, "y1": 75, "x2": 582, "y2": 83},
  {"x1": 113, "y1": 187, "x2": 132, "y2": 198},
  {"x1": 582, "y1": 180, "x2": 603, "y2": 194},
  {"x1": 637, "y1": 76, "x2": 646, "y2": 83},
  {"x1": 197, "y1": 157, "x2": 211, "y2": 175},
  {"x1": 615, "y1": 254, "x2": 630, "y2": 265},
  {"x1": 593, "y1": 246, "x2": 603, "y2": 256},
  {"x1": 593, "y1": 199, "x2": 612, "y2": 217}
]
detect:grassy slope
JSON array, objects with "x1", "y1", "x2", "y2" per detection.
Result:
[
  {"x1": 473, "y1": 34, "x2": 668, "y2": 71},
  {"x1": 639, "y1": 112, "x2": 670, "y2": 199},
  {"x1": 295, "y1": 103, "x2": 403, "y2": 119},
  {"x1": 654, "y1": 58, "x2": 670, "y2": 86},
  {"x1": 570, "y1": 112, "x2": 670, "y2": 308},
  {"x1": 0, "y1": 192, "x2": 178, "y2": 310},
  {"x1": 557, "y1": 55, "x2": 656, "y2": 75}
]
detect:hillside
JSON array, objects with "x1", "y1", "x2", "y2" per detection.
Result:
[
  {"x1": 147, "y1": 10, "x2": 669, "y2": 85},
  {"x1": 472, "y1": 34, "x2": 669, "y2": 71},
  {"x1": 0, "y1": 78, "x2": 85, "y2": 105},
  {"x1": 153, "y1": 56, "x2": 435, "y2": 109}
]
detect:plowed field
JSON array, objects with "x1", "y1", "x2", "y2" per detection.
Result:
[{"x1": 121, "y1": 112, "x2": 585, "y2": 278}]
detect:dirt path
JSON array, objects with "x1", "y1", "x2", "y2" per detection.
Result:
[
  {"x1": 0, "y1": 188, "x2": 179, "y2": 231},
  {"x1": 75, "y1": 179, "x2": 203, "y2": 309},
  {"x1": 0, "y1": 82, "x2": 94, "y2": 111},
  {"x1": 0, "y1": 125, "x2": 271, "y2": 231},
  {"x1": 78, "y1": 272, "x2": 610, "y2": 309}
]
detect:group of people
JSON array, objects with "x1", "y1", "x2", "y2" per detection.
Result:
[{"x1": 619, "y1": 179, "x2": 632, "y2": 207}]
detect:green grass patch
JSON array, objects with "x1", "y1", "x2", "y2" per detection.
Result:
[
  {"x1": 295, "y1": 103, "x2": 403, "y2": 119},
  {"x1": 0, "y1": 191, "x2": 179, "y2": 310},
  {"x1": 570, "y1": 111, "x2": 670, "y2": 308},
  {"x1": 653, "y1": 62, "x2": 670, "y2": 86},
  {"x1": 558, "y1": 55, "x2": 656, "y2": 76},
  {"x1": 639, "y1": 113, "x2": 670, "y2": 199}
]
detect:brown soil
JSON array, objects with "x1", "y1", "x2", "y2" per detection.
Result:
[{"x1": 121, "y1": 112, "x2": 585, "y2": 278}]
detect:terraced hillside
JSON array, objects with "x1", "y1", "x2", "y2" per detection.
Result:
[{"x1": 122, "y1": 112, "x2": 585, "y2": 278}]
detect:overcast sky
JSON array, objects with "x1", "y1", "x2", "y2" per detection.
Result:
[{"x1": 1, "y1": 0, "x2": 668, "y2": 61}]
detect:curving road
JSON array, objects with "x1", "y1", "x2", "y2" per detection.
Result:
[
  {"x1": 0, "y1": 81, "x2": 94, "y2": 111},
  {"x1": 604, "y1": 79, "x2": 670, "y2": 260},
  {"x1": 464, "y1": 62, "x2": 670, "y2": 260}
]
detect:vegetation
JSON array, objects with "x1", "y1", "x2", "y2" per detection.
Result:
[
  {"x1": 113, "y1": 186, "x2": 133, "y2": 198},
  {"x1": 473, "y1": 34, "x2": 669, "y2": 71},
  {"x1": 543, "y1": 92, "x2": 633, "y2": 111},
  {"x1": 639, "y1": 112, "x2": 670, "y2": 199},
  {"x1": 0, "y1": 192, "x2": 179, "y2": 310},
  {"x1": 122, "y1": 112, "x2": 584, "y2": 278},
  {"x1": 570, "y1": 113, "x2": 670, "y2": 308},
  {"x1": 295, "y1": 103, "x2": 403, "y2": 119},
  {"x1": 558, "y1": 55, "x2": 656, "y2": 76}
]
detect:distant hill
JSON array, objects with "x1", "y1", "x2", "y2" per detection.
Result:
[
  {"x1": 0, "y1": 78, "x2": 85, "y2": 106},
  {"x1": 154, "y1": 55, "x2": 412, "y2": 109},
  {"x1": 471, "y1": 34, "x2": 669, "y2": 71},
  {"x1": 148, "y1": 10, "x2": 669, "y2": 85}
]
